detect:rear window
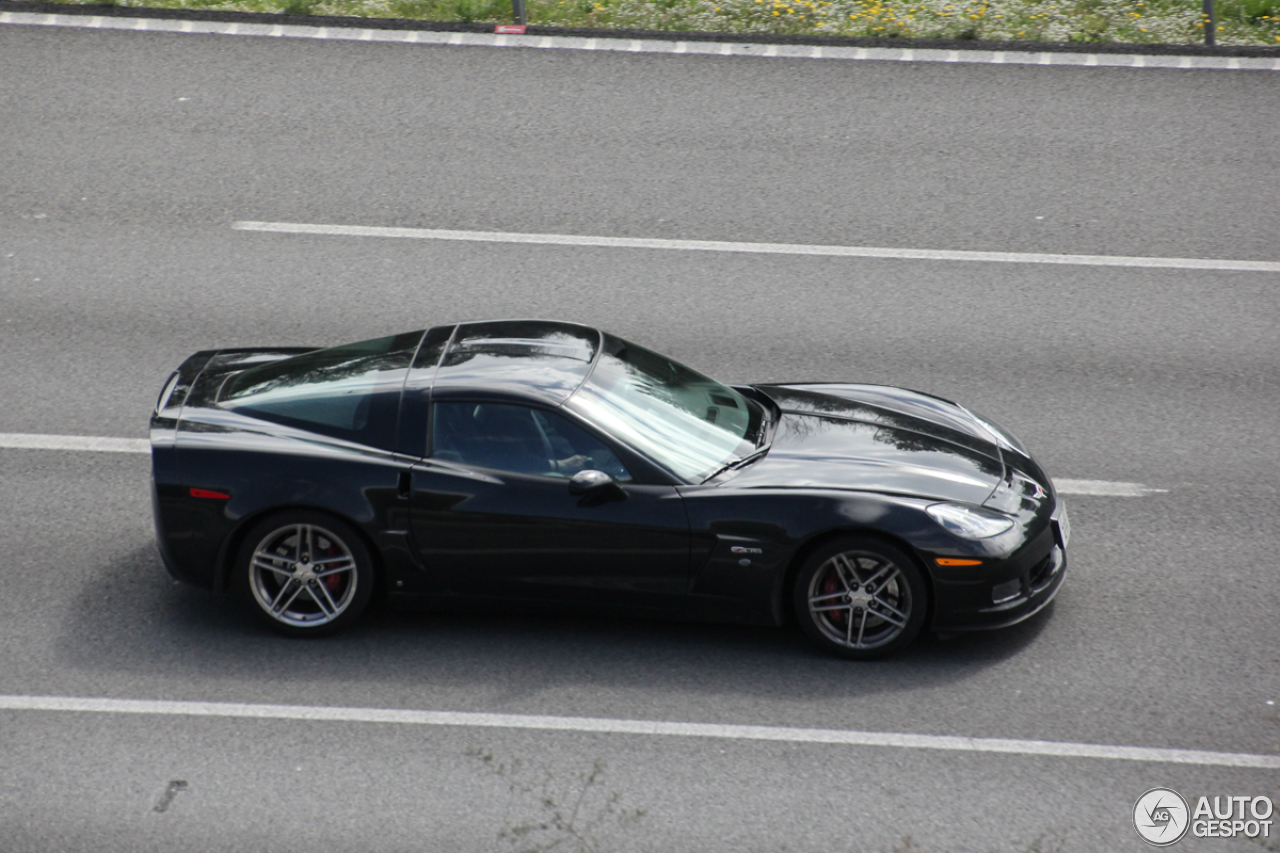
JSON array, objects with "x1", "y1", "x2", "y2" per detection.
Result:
[{"x1": 220, "y1": 331, "x2": 423, "y2": 449}]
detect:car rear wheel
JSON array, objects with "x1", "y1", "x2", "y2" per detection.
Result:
[
  {"x1": 793, "y1": 537, "x2": 927, "y2": 659},
  {"x1": 235, "y1": 512, "x2": 373, "y2": 637}
]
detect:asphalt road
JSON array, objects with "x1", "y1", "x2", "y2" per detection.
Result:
[{"x1": 1, "y1": 21, "x2": 1278, "y2": 853}]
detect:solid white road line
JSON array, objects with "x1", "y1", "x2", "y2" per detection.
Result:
[
  {"x1": 0, "y1": 433, "x2": 149, "y2": 453},
  {"x1": 231, "y1": 220, "x2": 1280, "y2": 273},
  {"x1": 3, "y1": 11, "x2": 1279, "y2": 72},
  {"x1": 0, "y1": 434, "x2": 1170, "y2": 496},
  {"x1": 2, "y1": 694, "x2": 1276, "y2": 768}
]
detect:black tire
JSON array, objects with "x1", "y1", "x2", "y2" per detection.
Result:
[
  {"x1": 234, "y1": 511, "x2": 374, "y2": 637},
  {"x1": 793, "y1": 537, "x2": 928, "y2": 659}
]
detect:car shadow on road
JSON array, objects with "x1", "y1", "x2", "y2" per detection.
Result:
[{"x1": 54, "y1": 540, "x2": 1056, "y2": 711}]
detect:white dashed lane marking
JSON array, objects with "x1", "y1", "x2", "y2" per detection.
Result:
[
  {"x1": 0, "y1": 433, "x2": 1163, "y2": 496},
  {"x1": 231, "y1": 220, "x2": 1280, "y2": 274},
  {"x1": 1052, "y1": 479, "x2": 1167, "y2": 497},
  {"x1": 0, "y1": 433, "x2": 149, "y2": 453},
  {"x1": 2, "y1": 695, "x2": 1277, "y2": 768},
  {"x1": 3, "y1": 10, "x2": 1279, "y2": 72}
]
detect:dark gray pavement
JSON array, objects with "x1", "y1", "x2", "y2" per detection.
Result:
[{"x1": 1, "y1": 21, "x2": 1278, "y2": 852}]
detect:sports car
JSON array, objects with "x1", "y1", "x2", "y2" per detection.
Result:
[{"x1": 151, "y1": 319, "x2": 1068, "y2": 659}]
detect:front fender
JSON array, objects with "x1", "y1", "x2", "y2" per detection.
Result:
[{"x1": 676, "y1": 487, "x2": 1043, "y2": 626}]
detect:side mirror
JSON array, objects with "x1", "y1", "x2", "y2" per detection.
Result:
[{"x1": 567, "y1": 469, "x2": 626, "y2": 502}]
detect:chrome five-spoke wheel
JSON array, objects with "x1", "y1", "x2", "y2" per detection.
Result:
[
  {"x1": 794, "y1": 538, "x2": 927, "y2": 659},
  {"x1": 236, "y1": 512, "x2": 373, "y2": 636}
]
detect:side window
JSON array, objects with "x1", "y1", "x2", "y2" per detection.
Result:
[
  {"x1": 219, "y1": 331, "x2": 422, "y2": 449},
  {"x1": 432, "y1": 402, "x2": 631, "y2": 481}
]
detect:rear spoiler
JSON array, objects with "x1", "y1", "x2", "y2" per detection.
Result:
[{"x1": 158, "y1": 347, "x2": 318, "y2": 415}]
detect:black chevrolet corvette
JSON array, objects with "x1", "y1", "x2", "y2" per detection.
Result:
[{"x1": 151, "y1": 320, "x2": 1068, "y2": 658}]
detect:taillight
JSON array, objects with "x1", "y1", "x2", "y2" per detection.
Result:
[{"x1": 189, "y1": 488, "x2": 231, "y2": 499}]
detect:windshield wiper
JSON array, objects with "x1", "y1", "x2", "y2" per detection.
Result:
[{"x1": 701, "y1": 447, "x2": 770, "y2": 483}]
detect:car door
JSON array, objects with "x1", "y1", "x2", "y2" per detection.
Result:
[{"x1": 408, "y1": 401, "x2": 691, "y2": 610}]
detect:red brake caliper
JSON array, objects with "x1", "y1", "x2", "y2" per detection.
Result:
[
  {"x1": 821, "y1": 572, "x2": 844, "y2": 626},
  {"x1": 322, "y1": 542, "x2": 343, "y2": 592}
]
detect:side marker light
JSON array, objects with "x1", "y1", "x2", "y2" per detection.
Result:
[
  {"x1": 190, "y1": 488, "x2": 231, "y2": 499},
  {"x1": 936, "y1": 558, "x2": 983, "y2": 567}
]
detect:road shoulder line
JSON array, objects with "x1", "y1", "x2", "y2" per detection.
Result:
[{"x1": 3, "y1": 694, "x2": 1277, "y2": 768}]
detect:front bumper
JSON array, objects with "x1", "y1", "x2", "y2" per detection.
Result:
[{"x1": 929, "y1": 535, "x2": 1067, "y2": 632}]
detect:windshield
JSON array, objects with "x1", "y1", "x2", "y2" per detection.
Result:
[{"x1": 568, "y1": 334, "x2": 762, "y2": 481}]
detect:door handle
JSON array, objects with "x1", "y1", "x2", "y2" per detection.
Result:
[{"x1": 397, "y1": 471, "x2": 411, "y2": 500}]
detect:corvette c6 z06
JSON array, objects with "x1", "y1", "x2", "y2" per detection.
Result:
[{"x1": 151, "y1": 319, "x2": 1068, "y2": 659}]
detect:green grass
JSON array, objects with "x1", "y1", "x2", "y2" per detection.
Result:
[{"x1": 50, "y1": 0, "x2": 1280, "y2": 44}]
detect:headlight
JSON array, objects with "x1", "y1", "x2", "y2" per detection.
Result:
[{"x1": 926, "y1": 503, "x2": 1015, "y2": 539}]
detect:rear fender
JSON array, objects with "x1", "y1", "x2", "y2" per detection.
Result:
[{"x1": 212, "y1": 504, "x2": 387, "y2": 599}]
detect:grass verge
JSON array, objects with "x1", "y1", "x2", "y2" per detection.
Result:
[{"x1": 42, "y1": 0, "x2": 1280, "y2": 45}]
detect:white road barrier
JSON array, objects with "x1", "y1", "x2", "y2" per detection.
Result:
[{"x1": 3, "y1": 11, "x2": 1279, "y2": 72}]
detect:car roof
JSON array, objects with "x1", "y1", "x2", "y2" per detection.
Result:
[{"x1": 430, "y1": 320, "x2": 602, "y2": 406}]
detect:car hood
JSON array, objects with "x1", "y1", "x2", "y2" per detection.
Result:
[{"x1": 723, "y1": 384, "x2": 1007, "y2": 504}]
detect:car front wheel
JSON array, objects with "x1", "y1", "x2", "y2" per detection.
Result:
[
  {"x1": 235, "y1": 511, "x2": 374, "y2": 637},
  {"x1": 793, "y1": 537, "x2": 927, "y2": 659}
]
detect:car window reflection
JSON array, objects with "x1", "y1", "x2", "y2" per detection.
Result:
[
  {"x1": 218, "y1": 331, "x2": 421, "y2": 449},
  {"x1": 432, "y1": 402, "x2": 631, "y2": 481}
]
